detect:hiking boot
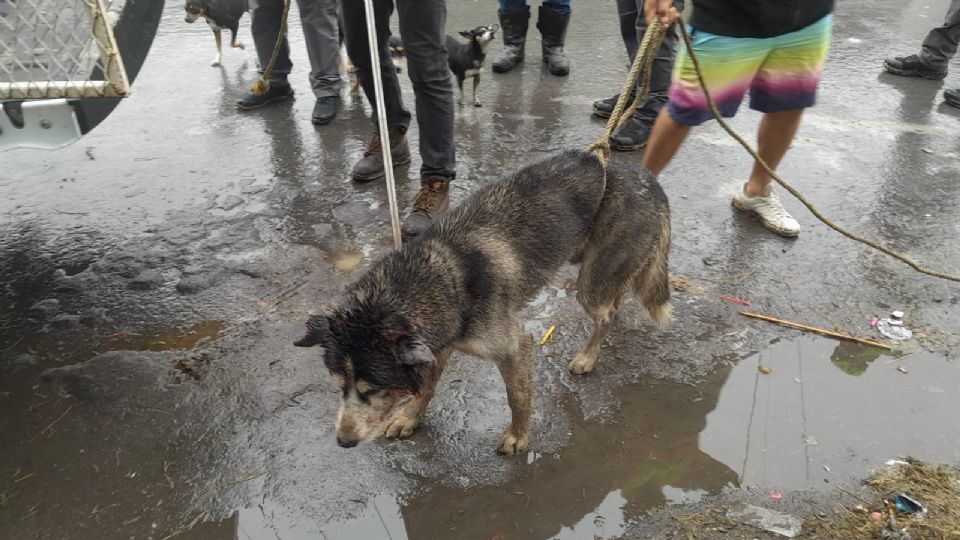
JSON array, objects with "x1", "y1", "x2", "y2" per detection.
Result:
[
  {"x1": 401, "y1": 177, "x2": 450, "y2": 241},
  {"x1": 883, "y1": 54, "x2": 947, "y2": 80},
  {"x1": 492, "y1": 7, "x2": 529, "y2": 73},
  {"x1": 945, "y1": 88, "x2": 960, "y2": 108},
  {"x1": 732, "y1": 184, "x2": 800, "y2": 237},
  {"x1": 536, "y1": 6, "x2": 570, "y2": 76},
  {"x1": 237, "y1": 83, "x2": 294, "y2": 110},
  {"x1": 312, "y1": 96, "x2": 338, "y2": 125},
  {"x1": 610, "y1": 117, "x2": 652, "y2": 151},
  {"x1": 351, "y1": 129, "x2": 412, "y2": 183},
  {"x1": 593, "y1": 89, "x2": 636, "y2": 118}
]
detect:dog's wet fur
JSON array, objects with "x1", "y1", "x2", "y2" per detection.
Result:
[{"x1": 295, "y1": 150, "x2": 670, "y2": 453}]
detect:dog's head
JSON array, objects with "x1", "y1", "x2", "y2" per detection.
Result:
[
  {"x1": 294, "y1": 305, "x2": 435, "y2": 448},
  {"x1": 184, "y1": 0, "x2": 205, "y2": 23},
  {"x1": 459, "y1": 24, "x2": 499, "y2": 52}
]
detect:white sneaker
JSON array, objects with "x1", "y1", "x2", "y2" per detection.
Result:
[{"x1": 731, "y1": 184, "x2": 800, "y2": 237}]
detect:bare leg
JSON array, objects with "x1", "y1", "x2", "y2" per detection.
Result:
[
  {"x1": 212, "y1": 29, "x2": 223, "y2": 66},
  {"x1": 744, "y1": 109, "x2": 804, "y2": 196},
  {"x1": 492, "y1": 331, "x2": 533, "y2": 454},
  {"x1": 641, "y1": 107, "x2": 691, "y2": 175},
  {"x1": 384, "y1": 349, "x2": 450, "y2": 438}
]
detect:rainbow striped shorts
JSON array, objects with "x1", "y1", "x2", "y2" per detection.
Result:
[{"x1": 667, "y1": 14, "x2": 832, "y2": 126}]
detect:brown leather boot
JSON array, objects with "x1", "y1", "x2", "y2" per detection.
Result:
[
  {"x1": 351, "y1": 128, "x2": 412, "y2": 183},
  {"x1": 401, "y1": 177, "x2": 450, "y2": 241}
]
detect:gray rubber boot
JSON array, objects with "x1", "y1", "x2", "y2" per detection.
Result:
[
  {"x1": 492, "y1": 7, "x2": 530, "y2": 74},
  {"x1": 536, "y1": 6, "x2": 570, "y2": 76}
]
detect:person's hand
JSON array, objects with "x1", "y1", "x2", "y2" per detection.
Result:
[{"x1": 643, "y1": 0, "x2": 679, "y2": 26}]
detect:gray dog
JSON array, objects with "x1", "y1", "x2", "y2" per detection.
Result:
[{"x1": 295, "y1": 149, "x2": 670, "y2": 454}]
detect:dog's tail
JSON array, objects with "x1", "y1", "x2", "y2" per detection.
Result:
[{"x1": 633, "y1": 212, "x2": 672, "y2": 327}]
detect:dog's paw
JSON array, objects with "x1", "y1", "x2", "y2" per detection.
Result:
[
  {"x1": 384, "y1": 406, "x2": 422, "y2": 438},
  {"x1": 210, "y1": 59, "x2": 222, "y2": 67},
  {"x1": 568, "y1": 352, "x2": 597, "y2": 375},
  {"x1": 234, "y1": 42, "x2": 246, "y2": 50},
  {"x1": 496, "y1": 426, "x2": 528, "y2": 455},
  {"x1": 473, "y1": 102, "x2": 483, "y2": 108}
]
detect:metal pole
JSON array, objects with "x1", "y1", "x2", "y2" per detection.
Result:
[{"x1": 362, "y1": 0, "x2": 403, "y2": 249}]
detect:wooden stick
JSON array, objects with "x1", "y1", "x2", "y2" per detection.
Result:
[{"x1": 740, "y1": 311, "x2": 893, "y2": 350}]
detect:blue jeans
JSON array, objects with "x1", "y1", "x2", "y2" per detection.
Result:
[{"x1": 499, "y1": 0, "x2": 570, "y2": 15}]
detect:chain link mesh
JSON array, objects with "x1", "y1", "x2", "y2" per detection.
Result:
[{"x1": 0, "y1": 0, "x2": 128, "y2": 100}]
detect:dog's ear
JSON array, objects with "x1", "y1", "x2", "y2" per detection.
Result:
[
  {"x1": 459, "y1": 30, "x2": 473, "y2": 38},
  {"x1": 293, "y1": 314, "x2": 331, "y2": 347},
  {"x1": 395, "y1": 335, "x2": 435, "y2": 366}
]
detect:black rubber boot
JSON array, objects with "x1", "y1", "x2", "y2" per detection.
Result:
[
  {"x1": 536, "y1": 6, "x2": 570, "y2": 76},
  {"x1": 492, "y1": 7, "x2": 529, "y2": 74}
]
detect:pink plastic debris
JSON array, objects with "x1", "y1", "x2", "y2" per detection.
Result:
[
  {"x1": 769, "y1": 489, "x2": 783, "y2": 501},
  {"x1": 871, "y1": 511, "x2": 882, "y2": 521}
]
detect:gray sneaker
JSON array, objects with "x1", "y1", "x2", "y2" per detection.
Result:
[{"x1": 731, "y1": 184, "x2": 800, "y2": 237}]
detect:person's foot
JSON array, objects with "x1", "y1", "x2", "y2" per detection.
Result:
[
  {"x1": 351, "y1": 129, "x2": 412, "y2": 183},
  {"x1": 236, "y1": 84, "x2": 294, "y2": 110},
  {"x1": 883, "y1": 54, "x2": 947, "y2": 80},
  {"x1": 536, "y1": 6, "x2": 570, "y2": 76},
  {"x1": 944, "y1": 88, "x2": 960, "y2": 108},
  {"x1": 731, "y1": 184, "x2": 800, "y2": 237},
  {"x1": 592, "y1": 91, "x2": 637, "y2": 118},
  {"x1": 401, "y1": 177, "x2": 450, "y2": 241},
  {"x1": 312, "y1": 96, "x2": 338, "y2": 125},
  {"x1": 609, "y1": 117, "x2": 652, "y2": 151},
  {"x1": 492, "y1": 7, "x2": 529, "y2": 73}
]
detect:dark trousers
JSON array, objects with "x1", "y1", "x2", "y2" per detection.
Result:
[
  {"x1": 920, "y1": 0, "x2": 960, "y2": 70},
  {"x1": 616, "y1": 0, "x2": 683, "y2": 123},
  {"x1": 340, "y1": 0, "x2": 455, "y2": 180}
]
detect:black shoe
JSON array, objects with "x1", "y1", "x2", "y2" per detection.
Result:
[
  {"x1": 312, "y1": 96, "x2": 338, "y2": 125},
  {"x1": 492, "y1": 7, "x2": 529, "y2": 74},
  {"x1": 609, "y1": 117, "x2": 652, "y2": 152},
  {"x1": 593, "y1": 89, "x2": 638, "y2": 119},
  {"x1": 236, "y1": 84, "x2": 294, "y2": 110},
  {"x1": 401, "y1": 177, "x2": 450, "y2": 241},
  {"x1": 945, "y1": 88, "x2": 960, "y2": 108},
  {"x1": 883, "y1": 54, "x2": 947, "y2": 80},
  {"x1": 536, "y1": 6, "x2": 570, "y2": 76},
  {"x1": 351, "y1": 128, "x2": 412, "y2": 183}
]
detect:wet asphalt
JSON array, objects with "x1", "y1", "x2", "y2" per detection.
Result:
[{"x1": 2, "y1": 0, "x2": 960, "y2": 539}]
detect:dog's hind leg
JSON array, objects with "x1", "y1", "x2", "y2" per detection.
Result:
[
  {"x1": 569, "y1": 249, "x2": 629, "y2": 375},
  {"x1": 229, "y1": 25, "x2": 245, "y2": 50},
  {"x1": 384, "y1": 348, "x2": 450, "y2": 438},
  {"x1": 211, "y1": 29, "x2": 223, "y2": 66},
  {"x1": 457, "y1": 78, "x2": 465, "y2": 107}
]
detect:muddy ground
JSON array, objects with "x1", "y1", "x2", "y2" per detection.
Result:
[{"x1": 2, "y1": 0, "x2": 959, "y2": 539}]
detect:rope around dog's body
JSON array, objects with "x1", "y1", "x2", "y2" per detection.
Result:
[
  {"x1": 587, "y1": 18, "x2": 960, "y2": 283},
  {"x1": 251, "y1": 0, "x2": 292, "y2": 95}
]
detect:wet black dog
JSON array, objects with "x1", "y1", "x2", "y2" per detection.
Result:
[
  {"x1": 184, "y1": 0, "x2": 248, "y2": 66},
  {"x1": 446, "y1": 24, "x2": 498, "y2": 107},
  {"x1": 295, "y1": 150, "x2": 671, "y2": 454}
]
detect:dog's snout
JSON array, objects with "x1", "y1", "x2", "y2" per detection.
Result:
[{"x1": 337, "y1": 436, "x2": 358, "y2": 448}]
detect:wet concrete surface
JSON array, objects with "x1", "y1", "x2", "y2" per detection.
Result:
[{"x1": 2, "y1": 0, "x2": 959, "y2": 538}]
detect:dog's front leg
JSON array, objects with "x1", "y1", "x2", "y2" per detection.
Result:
[
  {"x1": 492, "y1": 332, "x2": 533, "y2": 455},
  {"x1": 384, "y1": 349, "x2": 450, "y2": 438},
  {"x1": 472, "y1": 74, "x2": 481, "y2": 107},
  {"x1": 230, "y1": 28, "x2": 245, "y2": 50},
  {"x1": 211, "y1": 29, "x2": 223, "y2": 66},
  {"x1": 457, "y1": 79, "x2": 464, "y2": 107}
]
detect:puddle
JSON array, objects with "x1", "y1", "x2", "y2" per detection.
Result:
[
  {"x1": 701, "y1": 336, "x2": 960, "y2": 490},
  {"x1": 206, "y1": 337, "x2": 960, "y2": 540},
  {"x1": 96, "y1": 320, "x2": 225, "y2": 352}
]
